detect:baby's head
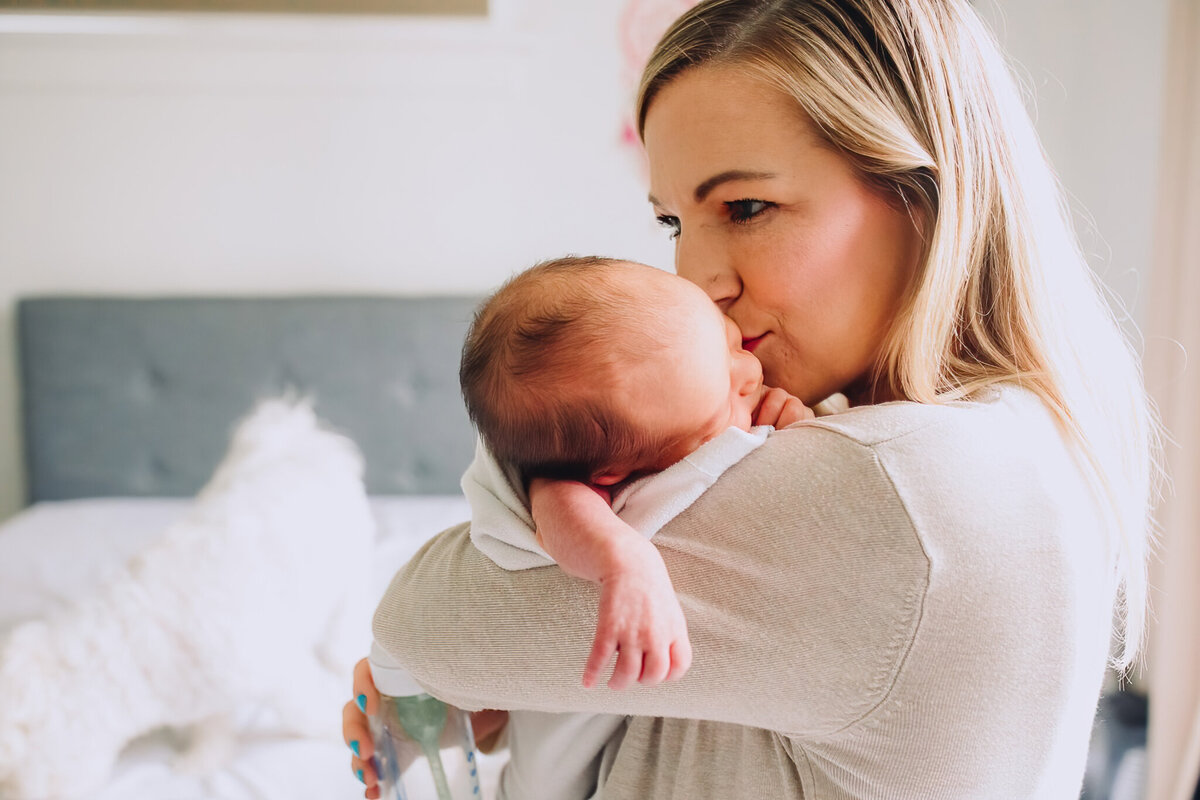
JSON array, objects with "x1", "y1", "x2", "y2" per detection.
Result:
[{"x1": 460, "y1": 256, "x2": 764, "y2": 484}]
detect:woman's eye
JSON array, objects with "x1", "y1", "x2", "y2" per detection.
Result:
[
  {"x1": 656, "y1": 214, "x2": 681, "y2": 240},
  {"x1": 727, "y1": 199, "x2": 771, "y2": 224}
]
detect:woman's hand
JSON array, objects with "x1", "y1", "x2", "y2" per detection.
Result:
[
  {"x1": 471, "y1": 709, "x2": 511, "y2": 753},
  {"x1": 344, "y1": 658, "x2": 381, "y2": 799},
  {"x1": 344, "y1": 658, "x2": 511, "y2": 797},
  {"x1": 753, "y1": 386, "x2": 814, "y2": 428}
]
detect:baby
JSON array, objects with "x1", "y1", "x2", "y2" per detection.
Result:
[{"x1": 455, "y1": 256, "x2": 814, "y2": 799}]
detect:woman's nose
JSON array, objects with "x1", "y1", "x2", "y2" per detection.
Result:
[{"x1": 675, "y1": 236, "x2": 741, "y2": 309}]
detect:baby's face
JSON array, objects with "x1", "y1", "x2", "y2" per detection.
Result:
[{"x1": 610, "y1": 267, "x2": 765, "y2": 473}]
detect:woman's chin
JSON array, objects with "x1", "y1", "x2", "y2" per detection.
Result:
[{"x1": 762, "y1": 368, "x2": 825, "y2": 408}]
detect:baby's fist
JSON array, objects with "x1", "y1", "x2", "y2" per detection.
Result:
[
  {"x1": 583, "y1": 542, "x2": 692, "y2": 691},
  {"x1": 753, "y1": 386, "x2": 814, "y2": 429}
]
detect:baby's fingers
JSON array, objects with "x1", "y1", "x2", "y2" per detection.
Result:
[
  {"x1": 754, "y1": 387, "x2": 782, "y2": 427},
  {"x1": 583, "y1": 633, "x2": 617, "y2": 689},
  {"x1": 639, "y1": 645, "x2": 671, "y2": 687},
  {"x1": 608, "y1": 645, "x2": 643, "y2": 691},
  {"x1": 776, "y1": 395, "x2": 815, "y2": 428},
  {"x1": 666, "y1": 637, "x2": 693, "y2": 682}
]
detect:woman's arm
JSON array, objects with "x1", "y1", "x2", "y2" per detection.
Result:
[{"x1": 373, "y1": 424, "x2": 928, "y2": 737}]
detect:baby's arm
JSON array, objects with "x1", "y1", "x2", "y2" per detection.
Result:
[{"x1": 531, "y1": 479, "x2": 692, "y2": 690}]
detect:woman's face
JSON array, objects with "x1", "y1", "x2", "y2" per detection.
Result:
[{"x1": 642, "y1": 66, "x2": 925, "y2": 405}]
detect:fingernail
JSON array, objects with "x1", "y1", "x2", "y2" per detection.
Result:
[
  {"x1": 356, "y1": 768, "x2": 365, "y2": 783},
  {"x1": 356, "y1": 694, "x2": 367, "y2": 713},
  {"x1": 350, "y1": 740, "x2": 360, "y2": 757}
]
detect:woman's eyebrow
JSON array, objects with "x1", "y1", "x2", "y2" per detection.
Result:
[
  {"x1": 693, "y1": 170, "x2": 775, "y2": 202},
  {"x1": 648, "y1": 170, "x2": 776, "y2": 208}
]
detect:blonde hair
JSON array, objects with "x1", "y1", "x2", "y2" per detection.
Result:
[{"x1": 638, "y1": 0, "x2": 1160, "y2": 670}]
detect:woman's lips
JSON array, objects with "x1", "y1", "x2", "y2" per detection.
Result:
[{"x1": 742, "y1": 333, "x2": 767, "y2": 353}]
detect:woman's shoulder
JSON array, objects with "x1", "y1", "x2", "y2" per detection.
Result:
[
  {"x1": 769, "y1": 383, "x2": 1104, "y2": 573},
  {"x1": 775, "y1": 384, "x2": 1067, "y2": 488},
  {"x1": 796, "y1": 383, "x2": 1050, "y2": 449},
  {"x1": 761, "y1": 383, "x2": 1094, "y2": 549}
]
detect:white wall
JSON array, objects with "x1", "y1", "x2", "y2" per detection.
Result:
[
  {"x1": 976, "y1": 0, "x2": 1170, "y2": 326},
  {"x1": 0, "y1": 1, "x2": 1171, "y2": 522},
  {"x1": 0, "y1": 2, "x2": 675, "y2": 520}
]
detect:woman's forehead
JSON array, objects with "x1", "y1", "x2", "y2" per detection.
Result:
[
  {"x1": 645, "y1": 66, "x2": 812, "y2": 137},
  {"x1": 643, "y1": 66, "x2": 821, "y2": 202}
]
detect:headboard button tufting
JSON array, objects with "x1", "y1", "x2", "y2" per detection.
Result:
[
  {"x1": 387, "y1": 379, "x2": 417, "y2": 409},
  {"x1": 129, "y1": 365, "x2": 168, "y2": 404}
]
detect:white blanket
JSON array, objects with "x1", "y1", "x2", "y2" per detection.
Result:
[{"x1": 0, "y1": 495, "x2": 501, "y2": 800}]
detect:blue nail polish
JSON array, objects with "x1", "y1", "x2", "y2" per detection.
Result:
[
  {"x1": 350, "y1": 740, "x2": 360, "y2": 757},
  {"x1": 356, "y1": 768, "x2": 365, "y2": 783},
  {"x1": 356, "y1": 694, "x2": 367, "y2": 713}
]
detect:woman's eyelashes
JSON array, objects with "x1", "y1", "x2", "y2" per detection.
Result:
[
  {"x1": 656, "y1": 199, "x2": 771, "y2": 240},
  {"x1": 657, "y1": 199, "x2": 768, "y2": 239},
  {"x1": 656, "y1": 214, "x2": 681, "y2": 240},
  {"x1": 727, "y1": 199, "x2": 772, "y2": 224}
]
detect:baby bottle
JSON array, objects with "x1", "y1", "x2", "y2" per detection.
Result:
[{"x1": 367, "y1": 641, "x2": 483, "y2": 800}]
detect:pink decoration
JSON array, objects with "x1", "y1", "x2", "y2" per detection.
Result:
[
  {"x1": 616, "y1": 0, "x2": 700, "y2": 172},
  {"x1": 619, "y1": 0, "x2": 699, "y2": 87}
]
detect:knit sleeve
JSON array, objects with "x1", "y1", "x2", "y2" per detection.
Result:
[{"x1": 372, "y1": 423, "x2": 929, "y2": 737}]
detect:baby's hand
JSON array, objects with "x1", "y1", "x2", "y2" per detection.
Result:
[
  {"x1": 753, "y1": 386, "x2": 814, "y2": 429},
  {"x1": 583, "y1": 538, "x2": 692, "y2": 691}
]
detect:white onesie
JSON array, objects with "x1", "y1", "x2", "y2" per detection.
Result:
[{"x1": 461, "y1": 425, "x2": 771, "y2": 800}]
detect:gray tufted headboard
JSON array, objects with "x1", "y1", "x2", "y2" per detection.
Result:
[{"x1": 17, "y1": 296, "x2": 483, "y2": 504}]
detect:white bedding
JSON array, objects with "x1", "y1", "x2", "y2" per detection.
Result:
[{"x1": 0, "y1": 496, "x2": 507, "y2": 800}]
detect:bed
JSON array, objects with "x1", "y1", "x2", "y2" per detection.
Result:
[{"x1": 2, "y1": 295, "x2": 507, "y2": 800}]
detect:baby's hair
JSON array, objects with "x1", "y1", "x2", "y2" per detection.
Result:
[{"x1": 460, "y1": 256, "x2": 680, "y2": 482}]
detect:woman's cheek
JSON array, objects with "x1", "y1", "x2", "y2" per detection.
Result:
[{"x1": 759, "y1": 336, "x2": 806, "y2": 400}]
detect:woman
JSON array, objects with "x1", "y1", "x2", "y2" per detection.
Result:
[{"x1": 345, "y1": 0, "x2": 1157, "y2": 796}]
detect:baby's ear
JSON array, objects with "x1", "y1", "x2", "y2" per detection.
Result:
[{"x1": 591, "y1": 470, "x2": 630, "y2": 487}]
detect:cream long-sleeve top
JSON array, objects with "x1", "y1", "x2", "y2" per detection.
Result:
[{"x1": 373, "y1": 385, "x2": 1118, "y2": 799}]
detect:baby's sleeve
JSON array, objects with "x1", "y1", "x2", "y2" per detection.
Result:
[
  {"x1": 461, "y1": 437, "x2": 557, "y2": 570},
  {"x1": 612, "y1": 425, "x2": 768, "y2": 536},
  {"x1": 465, "y1": 425, "x2": 769, "y2": 569}
]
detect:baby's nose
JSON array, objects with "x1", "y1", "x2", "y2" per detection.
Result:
[{"x1": 736, "y1": 354, "x2": 763, "y2": 396}]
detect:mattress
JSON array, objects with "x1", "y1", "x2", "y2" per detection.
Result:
[{"x1": 0, "y1": 495, "x2": 507, "y2": 800}]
